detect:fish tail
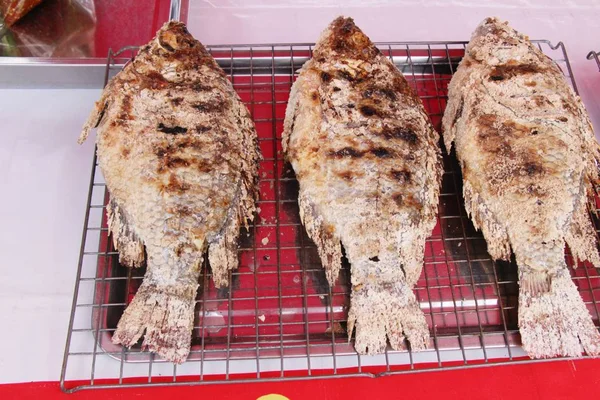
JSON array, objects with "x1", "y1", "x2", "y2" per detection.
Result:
[
  {"x1": 347, "y1": 260, "x2": 429, "y2": 354},
  {"x1": 518, "y1": 268, "x2": 600, "y2": 358},
  {"x1": 112, "y1": 281, "x2": 199, "y2": 363}
]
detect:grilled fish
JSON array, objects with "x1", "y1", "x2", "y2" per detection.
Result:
[
  {"x1": 442, "y1": 17, "x2": 600, "y2": 358},
  {"x1": 283, "y1": 17, "x2": 442, "y2": 354},
  {"x1": 78, "y1": 21, "x2": 260, "y2": 363}
]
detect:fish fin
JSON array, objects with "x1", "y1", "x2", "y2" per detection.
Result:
[
  {"x1": 298, "y1": 191, "x2": 343, "y2": 286},
  {"x1": 231, "y1": 94, "x2": 261, "y2": 228},
  {"x1": 107, "y1": 198, "x2": 145, "y2": 268},
  {"x1": 441, "y1": 62, "x2": 470, "y2": 153},
  {"x1": 565, "y1": 194, "x2": 600, "y2": 267},
  {"x1": 112, "y1": 281, "x2": 199, "y2": 364},
  {"x1": 208, "y1": 207, "x2": 242, "y2": 289},
  {"x1": 282, "y1": 74, "x2": 302, "y2": 156},
  {"x1": 347, "y1": 272, "x2": 429, "y2": 354},
  {"x1": 463, "y1": 181, "x2": 511, "y2": 260},
  {"x1": 518, "y1": 269, "x2": 600, "y2": 358},
  {"x1": 79, "y1": 93, "x2": 109, "y2": 144}
]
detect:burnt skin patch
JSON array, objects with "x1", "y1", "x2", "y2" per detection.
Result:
[
  {"x1": 525, "y1": 81, "x2": 537, "y2": 87},
  {"x1": 392, "y1": 75, "x2": 415, "y2": 99},
  {"x1": 371, "y1": 147, "x2": 393, "y2": 158},
  {"x1": 533, "y1": 95, "x2": 548, "y2": 107},
  {"x1": 321, "y1": 71, "x2": 331, "y2": 82},
  {"x1": 329, "y1": 147, "x2": 364, "y2": 158},
  {"x1": 157, "y1": 155, "x2": 191, "y2": 173},
  {"x1": 337, "y1": 70, "x2": 355, "y2": 81},
  {"x1": 174, "y1": 135, "x2": 204, "y2": 150},
  {"x1": 561, "y1": 99, "x2": 575, "y2": 114},
  {"x1": 158, "y1": 123, "x2": 188, "y2": 134},
  {"x1": 379, "y1": 88, "x2": 397, "y2": 101},
  {"x1": 379, "y1": 126, "x2": 419, "y2": 144},
  {"x1": 522, "y1": 162, "x2": 543, "y2": 176},
  {"x1": 333, "y1": 87, "x2": 341, "y2": 92},
  {"x1": 171, "y1": 97, "x2": 184, "y2": 106},
  {"x1": 166, "y1": 157, "x2": 190, "y2": 168},
  {"x1": 192, "y1": 83, "x2": 212, "y2": 92},
  {"x1": 476, "y1": 114, "x2": 513, "y2": 155},
  {"x1": 336, "y1": 171, "x2": 353, "y2": 181},
  {"x1": 175, "y1": 205, "x2": 192, "y2": 216},
  {"x1": 390, "y1": 169, "x2": 412, "y2": 183},
  {"x1": 118, "y1": 95, "x2": 134, "y2": 120},
  {"x1": 311, "y1": 92, "x2": 319, "y2": 102},
  {"x1": 192, "y1": 99, "x2": 226, "y2": 112},
  {"x1": 392, "y1": 193, "x2": 403, "y2": 206},
  {"x1": 144, "y1": 71, "x2": 169, "y2": 90},
  {"x1": 363, "y1": 87, "x2": 397, "y2": 101},
  {"x1": 174, "y1": 243, "x2": 185, "y2": 257},
  {"x1": 163, "y1": 174, "x2": 190, "y2": 194},
  {"x1": 359, "y1": 104, "x2": 377, "y2": 117},
  {"x1": 121, "y1": 147, "x2": 131, "y2": 158},
  {"x1": 489, "y1": 64, "x2": 542, "y2": 81}
]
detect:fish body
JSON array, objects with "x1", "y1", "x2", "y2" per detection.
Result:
[
  {"x1": 79, "y1": 21, "x2": 260, "y2": 363},
  {"x1": 283, "y1": 17, "x2": 442, "y2": 354},
  {"x1": 443, "y1": 17, "x2": 600, "y2": 358}
]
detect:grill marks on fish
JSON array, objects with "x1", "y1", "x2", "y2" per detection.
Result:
[
  {"x1": 327, "y1": 146, "x2": 397, "y2": 159},
  {"x1": 154, "y1": 137, "x2": 230, "y2": 178},
  {"x1": 442, "y1": 17, "x2": 600, "y2": 359},
  {"x1": 157, "y1": 123, "x2": 188, "y2": 134},
  {"x1": 79, "y1": 21, "x2": 260, "y2": 363},
  {"x1": 377, "y1": 125, "x2": 419, "y2": 144},
  {"x1": 488, "y1": 63, "x2": 544, "y2": 81},
  {"x1": 283, "y1": 16, "x2": 442, "y2": 356}
]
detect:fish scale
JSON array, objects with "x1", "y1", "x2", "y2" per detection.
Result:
[{"x1": 78, "y1": 21, "x2": 260, "y2": 363}]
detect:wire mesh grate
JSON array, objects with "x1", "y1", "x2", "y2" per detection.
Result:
[
  {"x1": 60, "y1": 40, "x2": 600, "y2": 392},
  {"x1": 587, "y1": 50, "x2": 600, "y2": 71}
]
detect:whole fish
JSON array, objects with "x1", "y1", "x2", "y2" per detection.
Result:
[
  {"x1": 79, "y1": 21, "x2": 260, "y2": 363},
  {"x1": 442, "y1": 17, "x2": 600, "y2": 358},
  {"x1": 283, "y1": 17, "x2": 442, "y2": 354}
]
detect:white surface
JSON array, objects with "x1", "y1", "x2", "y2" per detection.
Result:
[
  {"x1": 0, "y1": 89, "x2": 99, "y2": 383},
  {"x1": 2, "y1": 1, "x2": 600, "y2": 384}
]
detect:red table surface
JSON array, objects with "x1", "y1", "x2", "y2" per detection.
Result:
[{"x1": 2, "y1": 359, "x2": 600, "y2": 399}]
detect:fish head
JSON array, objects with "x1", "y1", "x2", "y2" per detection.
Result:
[
  {"x1": 468, "y1": 17, "x2": 544, "y2": 67},
  {"x1": 313, "y1": 16, "x2": 381, "y2": 63},
  {"x1": 155, "y1": 21, "x2": 197, "y2": 53},
  {"x1": 133, "y1": 20, "x2": 221, "y2": 85}
]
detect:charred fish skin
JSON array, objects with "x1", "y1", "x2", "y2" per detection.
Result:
[
  {"x1": 79, "y1": 21, "x2": 260, "y2": 363},
  {"x1": 283, "y1": 17, "x2": 442, "y2": 354},
  {"x1": 442, "y1": 17, "x2": 600, "y2": 358}
]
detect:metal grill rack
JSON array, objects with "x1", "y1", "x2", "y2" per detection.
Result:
[
  {"x1": 587, "y1": 50, "x2": 600, "y2": 71},
  {"x1": 61, "y1": 40, "x2": 600, "y2": 393}
]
